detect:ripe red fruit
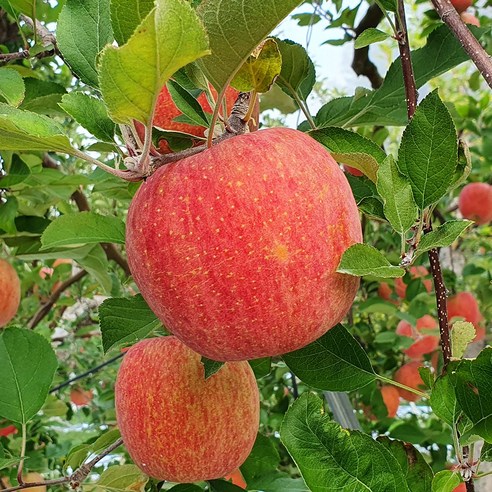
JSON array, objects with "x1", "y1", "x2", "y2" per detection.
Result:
[
  {"x1": 0, "y1": 425, "x2": 17, "y2": 437},
  {"x1": 70, "y1": 388, "x2": 93, "y2": 406},
  {"x1": 115, "y1": 336, "x2": 259, "y2": 482},
  {"x1": 343, "y1": 165, "x2": 363, "y2": 177},
  {"x1": 395, "y1": 265, "x2": 432, "y2": 299},
  {"x1": 452, "y1": 483, "x2": 466, "y2": 492},
  {"x1": 225, "y1": 469, "x2": 247, "y2": 488},
  {"x1": 396, "y1": 315, "x2": 439, "y2": 359},
  {"x1": 450, "y1": 0, "x2": 472, "y2": 13},
  {"x1": 394, "y1": 361, "x2": 425, "y2": 402},
  {"x1": 378, "y1": 282, "x2": 398, "y2": 305},
  {"x1": 460, "y1": 11, "x2": 480, "y2": 26},
  {"x1": 458, "y1": 182, "x2": 492, "y2": 225},
  {"x1": 448, "y1": 292, "x2": 484, "y2": 340},
  {"x1": 126, "y1": 128, "x2": 362, "y2": 360},
  {"x1": 381, "y1": 385, "x2": 400, "y2": 418},
  {"x1": 0, "y1": 259, "x2": 21, "y2": 328}
]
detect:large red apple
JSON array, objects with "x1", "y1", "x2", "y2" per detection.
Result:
[
  {"x1": 115, "y1": 336, "x2": 259, "y2": 483},
  {"x1": 0, "y1": 259, "x2": 21, "y2": 328},
  {"x1": 126, "y1": 127, "x2": 362, "y2": 360},
  {"x1": 458, "y1": 182, "x2": 492, "y2": 225},
  {"x1": 396, "y1": 314, "x2": 439, "y2": 359},
  {"x1": 448, "y1": 291, "x2": 485, "y2": 340}
]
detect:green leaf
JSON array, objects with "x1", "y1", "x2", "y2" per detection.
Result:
[
  {"x1": 40, "y1": 212, "x2": 125, "y2": 249},
  {"x1": 376, "y1": 437, "x2": 433, "y2": 492},
  {"x1": 208, "y1": 480, "x2": 245, "y2": 492},
  {"x1": 91, "y1": 428, "x2": 122, "y2": 454},
  {"x1": 99, "y1": 295, "x2": 162, "y2": 353},
  {"x1": 275, "y1": 39, "x2": 315, "y2": 101},
  {"x1": 0, "y1": 455, "x2": 22, "y2": 470},
  {"x1": 20, "y1": 79, "x2": 66, "y2": 116},
  {"x1": 167, "y1": 80, "x2": 210, "y2": 128},
  {"x1": 310, "y1": 127, "x2": 386, "y2": 182},
  {"x1": 0, "y1": 154, "x2": 31, "y2": 187},
  {"x1": 63, "y1": 444, "x2": 91, "y2": 472},
  {"x1": 281, "y1": 393, "x2": 408, "y2": 491},
  {"x1": 398, "y1": 91, "x2": 457, "y2": 210},
  {"x1": 0, "y1": 104, "x2": 74, "y2": 153},
  {"x1": 99, "y1": 0, "x2": 210, "y2": 124},
  {"x1": 0, "y1": 68, "x2": 25, "y2": 107},
  {"x1": 283, "y1": 324, "x2": 375, "y2": 391},
  {"x1": 0, "y1": 0, "x2": 34, "y2": 15},
  {"x1": 451, "y1": 347, "x2": 492, "y2": 442},
  {"x1": 57, "y1": 0, "x2": 114, "y2": 87},
  {"x1": 247, "y1": 473, "x2": 308, "y2": 492},
  {"x1": 200, "y1": 357, "x2": 225, "y2": 379},
  {"x1": 168, "y1": 485, "x2": 204, "y2": 492},
  {"x1": 337, "y1": 244, "x2": 405, "y2": 278},
  {"x1": 248, "y1": 357, "x2": 271, "y2": 379},
  {"x1": 231, "y1": 38, "x2": 282, "y2": 93},
  {"x1": 482, "y1": 442, "x2": 492, "y2": 462},
  {"x1": 345, "y1": 174, "x2": 385, "y2": 220},
  {"x1": 416, "y1": 221, "x2": 473, "y2": 255},
  {"x1": 59, "y1": 93, "x2": 115, "y2": 142},
  {"x1": 354, "y1": 28, "x2": 391, "y2": 49},
  {"x1": 92, "y1": 464, "x2": 148, "y2": 492},
  {"x1": 110, "y1": 0, "x2": 155, "y2": 45},
  {"x1": 431, "y1": 471, "x2": 462, "y2": 492},
  {"x1": 197, "y1": 0, "x2": 301, "y2": 92},
  {"x1": 451, "y1": 321, "x2": 476, "y2": 359},
  {"x1": 0, "y1": 327, "x2": 57, "y2": 424},
  {"x1": 315, "y1": 25, "x2": 475, "y2": 128},
  {"x1": 376, "y1": 155, "x2": 418, "y2": 234},
  {"x1": 240, "y1": 433, "x2": 279, "y2": 483},
  {"x1": 0, "y1": 197, "x2": 18, "y2": 234}
]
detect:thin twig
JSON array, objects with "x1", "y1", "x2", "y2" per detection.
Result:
[
  {"x1": 431, "y1": 0, "x2": 492, "y2": 89},
  {"x1": 50, "y1": 353, "x2": 124, "y2": 393},
  {"x1": 395, "y1": 0, "x2": 418, "y2": 119}
]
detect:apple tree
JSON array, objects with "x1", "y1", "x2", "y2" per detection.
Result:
[{"x1": 0, "y1": 1, "x2": 491, "y2": 492}]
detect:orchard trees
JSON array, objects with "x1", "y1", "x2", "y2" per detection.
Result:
[{"x1": 0, "y1": 0, "x2": 491, "y2": 491}]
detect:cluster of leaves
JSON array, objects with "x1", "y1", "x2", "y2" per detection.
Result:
[{"x1": 0, "y1": 0, "x2": 491, "y2": 491}]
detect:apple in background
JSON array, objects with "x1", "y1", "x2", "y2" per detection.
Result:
[
  {"x1": 0, "y1": 259, "x2": 21, "y2": 328},
  {"x1": 343, "y1": 165, "x2": 363, "y2": 177},
  {"x1": 20, "y1": 473, "x2": 46, "y2": 492},
  {"x1": 225, "y1": 469, "x2": 247, "y2": 488},
  {"x1": 395, "y1": 265, "x2": 432, "y2": 299},
  {"x1": 394, "y1": 361, "x2": 425, "y2": 402},
  {"x1": 381, "y1": 385, "x2": 400, "y2": 418},
  {"x1": 0, "y1": 424, "x2": 17, "y2": 437},
  {"x1": 460, "y1": 11, "x2": 480, "y2": 26},
  {"x1": 396, "y1": 315, "x2": 440, "y2": 359},
  {"x1": 126, "y1": 128, "x2": 362, "y2": 361},
  {"x1": 70, "y1": 387, "x2": 93, "y2": 407},
  {"x1": 378, "y1": 282, "x2": 398, "y2": 305},
  {"x1": 458, "y1": 182, "x2": 492, "y2": 225},
  {"x1": 53, "y1": 258, "x2": 72, "y2": 269},
  {"x1": 452, "y1": 483, "x2": 466, "y2": 492},
  {"x1": 450, "y1": 0, "x2": 472, "y2": 13},
  {"x1": 448, "y1": 291, "x2": 485, "y2": 341},
  {"x1": 136, "y1": 85, "x2": 239, "y2": 154},
  {"x1": 115, "y1": 336, "x2": 259, "y2": 483}
]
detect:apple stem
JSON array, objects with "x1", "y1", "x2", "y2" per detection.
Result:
[{"x1": 430, "y1": 0, "x2": 492, "y2": 90}]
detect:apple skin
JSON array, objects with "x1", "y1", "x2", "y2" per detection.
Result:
[
  {"x1": 395, "y1": 266, "x2": 432, "y2": 299},
  {"x1": 225, "y1": 469, "x2": 247, "y2": 488},
  {"x1": 126, "y1": 127, "x2": 362, "y2": 361},
  {"x1": 460, "y1": 11, "x2": 480, "y2": 26},
  {"x1": 70, "y1": 388, "x2": 93, "y2": 406},
  {"x1": 21, "y1": 473, "x2": 46, "y2": 492},
  {"x1": 115, "y1": 336, "x2": 259, "y2": 483},
  {"x1": 0, "y1": 424, "x2": 17, "y2": 437},
  {"x1": 381, "y1": 385, "x2": 400, "y2": 418},
  {"x1": 396, "y1": 315, "x2": 439, "y2": 359},
  {"x1": 458, "y1": 182, "x2": 492, "y2": 225},
  {"x1": 450, "y1": 0, "x2": 472, "y2": 13},
  {"x1": 452, "y1": 483, "x2": 466, "y2": 492},
  {"x1": 0, "y1": 259, "x2": 21, "y2": 328},
  {"x1": 343, "y1": 165, "x2": 363, "y2": 177},
  {"x1": 394, "y1": 361, "x2": 425, "y2": 402},
  {"x1": 448, "y1": 291, "x2": 485, "y2": 341}
]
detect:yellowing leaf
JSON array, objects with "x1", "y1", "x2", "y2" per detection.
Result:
[{"x1": 451, "y1": 321, "x2": 476, "y2": 359}]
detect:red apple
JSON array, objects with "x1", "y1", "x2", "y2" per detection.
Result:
[
  {"x1": 381, "y1": 385, "x2": 400, "y2": 418},
  {"x1": 0, "y1": 424, "x2": 17, "y2": 437},
  {"x1": 115, "y1": 336, "x2": 259, "y2": 482},
  {"x1": 70, "y1": 388, "x2": 93, "y2": 407},
  {"x1": 460, "y1": 11, "x2": 480, "y2": 26},
  {"x1": 458, "y1": 182, "x2": 492, "y2": 225},
  {"x1": 136, "y1": 85, "x2": 239, "y2": 154},
  {"x1": 225, "y1": 469, "x2": 247, "y2": 488},
  {"x1": 394, "y1": 361, "x2": 425, "y2": 402},
  {"x1": 343, "y1": 165, "x2": 363, "y2": 177},
  {"x1": 395, "y1": 265, "x2": 432, "y2": 299},
  {"x1": 448, "y1": 291, "x2": 484, "y2": 341},
  {"x1": 450, "y1": 0, "x2": 472, "y2": 13},
  {"x1": 453, "y1": 483, "x2": 466, "y2": 492},
  {"x1": 378, "y1": 282, "x2": 398, "y2": 305},
  {"x1": 126, "y1": 128, "x2": 362, "y2": 360},
  {"x1": 396, "y1": 315, "x2": 439, "y2": 359},
  {"x1": 0, "y1": 259, "x2": 21, "y2": 328}
]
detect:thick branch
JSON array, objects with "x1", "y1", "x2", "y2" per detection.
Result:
[
  {"x1": 352, "y1": 4, "x2": 384, "y2": 89},
  {"x1": 431, "y1": 0, "x2": 492, "y2": 89},
  {"x1": 27, "y1": 270, "x2": 88, "y2": 329}
]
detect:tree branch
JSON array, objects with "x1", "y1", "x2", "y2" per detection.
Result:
[
  {"x1": 352, "y1": 4, "x2": 384, "y2": 89},
  {"x1": 430, "y1": 0, "x2": 492, "y2": 89},
  {"x1": 27, "y1": 270, "x2": 89, "y2": 329},
  {"x1": 0, "y1": 438, "x2": 124, "y2": 492}
]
